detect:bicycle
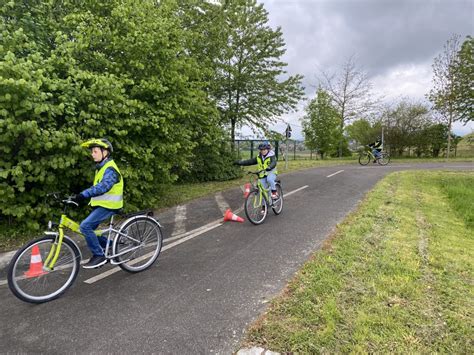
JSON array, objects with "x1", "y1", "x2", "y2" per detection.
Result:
[
  {"x1": 244, "y1": 171, "x2": 283, "y2": 225},
  {"x1": 358, "y1": 146, "x2": 390, "y2": 166},
  {"x1": 7, "y1": 193, "x2": 163, "y2": 304}
]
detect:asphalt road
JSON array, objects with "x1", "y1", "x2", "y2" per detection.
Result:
[{"x1": 0, "y1": 162, "x2": 472, "y2": 354}]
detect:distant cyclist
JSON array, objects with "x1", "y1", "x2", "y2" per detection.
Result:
[
  {"x1": 368, "y1": 137, "x2": 382, "y2": 163},
  {"x1": 71, "y1": 138, "x2": 123, "y2": 269},
  {"x1": 234, "y1": 141, "x2": 279, "y2": 199}
]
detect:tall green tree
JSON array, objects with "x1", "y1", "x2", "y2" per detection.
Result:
[
  {"x1": 0, "y1": 0, "x2": 219, "y2": 227},
  {"x1": 428, "y1": 34, "x2": 462, "y2": 158},
  {"x1": 381, "y1": 100, "x2": 431, "y2": 156},
  {"x1": 206, "y1": 0, "x2": 304, "y2": 144},
  {"x1": 452, "y1": 35, "x2": 474, "y2": 124},
  {"x1": 302, "y1": 89, "x2": 341, "y2": 159},
  {"x1": 346, "y1": 119, "x2": 382, "y2": 146}
]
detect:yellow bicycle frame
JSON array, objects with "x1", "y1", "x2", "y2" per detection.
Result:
[
  {"x1": 43, "y1": 214, "x2": 102, "y2": 270},
  {"x1": 252, "y1": 178, "x2": 270, "y2": 208}
]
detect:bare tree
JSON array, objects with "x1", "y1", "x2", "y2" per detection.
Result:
[
  {"x1": 428, "y1": 34, "x2": 462, "y2": 159},
  {"x1": 319, "y1": 56, "x2": 379, "y2": 157}
]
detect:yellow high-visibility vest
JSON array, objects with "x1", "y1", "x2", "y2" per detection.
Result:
[
  {"x1": 90, "y1": 160, "x2": 123, "y2": 209},
  {"x1": 257, "y1": 154, "x2": 277, "y2": 178}
]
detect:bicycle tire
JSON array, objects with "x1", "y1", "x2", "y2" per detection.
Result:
[
  {"x1": 8, "y1": 236, "x2": 81, "y2": 304},
  {"x1": 244, "y1": 189, "x2": 267, "y2": 225},
  {"x1": 272, "y1": 183, "x2": 284, "y2": 215},
  {"x1": 358, "y1": 153, "x2": 371, "y2": 165},
  {"x1": 113, "y1": 216, "x2": 163, "y2": 273},
  {"x1": 378, "y1": 152, "x2": 390, "y2": 166}
]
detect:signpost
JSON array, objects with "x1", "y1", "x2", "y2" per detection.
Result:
[{"x1": 284, "y1": 124, "x2": 292, "y2": 169}]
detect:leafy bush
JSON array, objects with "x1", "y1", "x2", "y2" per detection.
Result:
[{"x1": 0, "y1": 1, "x2": 221, "y2": 229}]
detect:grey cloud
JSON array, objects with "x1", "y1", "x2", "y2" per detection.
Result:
[{"x1": 263, "y1": 0, "x2": 473, "y2": 80}]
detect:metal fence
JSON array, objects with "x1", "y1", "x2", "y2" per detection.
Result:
[{"x1": 234, "y1": 139, "x2": 318, "y2": 161}]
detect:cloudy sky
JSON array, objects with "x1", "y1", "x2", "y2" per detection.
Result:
[{"x1": 241, "y1": 0, "x2": 473, "y2": 139}]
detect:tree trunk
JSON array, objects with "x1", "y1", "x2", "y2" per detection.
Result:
[
  {"x1": 338, "y1": 108, "x2": 345, "y2": 158},
  {"x1": 446, "y1": 112, "x2": 452, "y2": 159},
  {"x1": 231, "y1": 118, "x2": 236, "y2": 151}
]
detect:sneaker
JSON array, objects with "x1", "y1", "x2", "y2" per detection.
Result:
[
  {"x1": 260, "y1": 207, "x2": 266, "y2": 215},
  {"x1": 271, "y1": 191, "x2": 279, "y2": 199},
  {"x1": 83, "y1": 255, "x2": 108, "y2": 269}
]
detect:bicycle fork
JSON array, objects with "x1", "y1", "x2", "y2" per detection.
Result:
[{"x1": 43, "y1": 215, "x2": 82, "y2": 270}]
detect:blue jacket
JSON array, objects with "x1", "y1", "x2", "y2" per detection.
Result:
[{"x1": 80, "y1": 158, "x2": 120, "y2": 199}]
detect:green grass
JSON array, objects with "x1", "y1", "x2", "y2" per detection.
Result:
[
  {"x1": 243, "y1": 171, "x2": 474, "y2": 353},
  {"x1": 437, "y1": 174, "x2": 474, "y2": 229}
]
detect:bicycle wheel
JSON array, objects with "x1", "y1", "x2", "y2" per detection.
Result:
[
  {"x1": 113, "y1": 216, "x2": 163, "y2": 273},
  {"x1": 244, "y1": 190, "x2": 267, "y2": 225},
  {"x1": 378, "y1": 152, "x2": 390, "y2": 166},
  {"x1": 8, "y1": 236, "x2": 80, "y2": 304},
  {"x1": 358, "y1": 153, "x2": 370, "y2": 165},
  {"x1": 272, "y1": 183, "x2": 284, "y2": 215}
]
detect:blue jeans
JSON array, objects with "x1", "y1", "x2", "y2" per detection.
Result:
[
  {"x1": 80, "y1": 207, "x2": 116, "y2": 256},
  {"x1": 259, "y1": 172, "x2": 277, "y2": 192},
  {"x1": 372, "y1": 149, "x2": 381, "y2": 159}
]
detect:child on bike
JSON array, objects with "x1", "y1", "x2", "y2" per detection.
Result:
[
  {"x1": 234, "y1": 141, "x2": 279, "y2": 199},
  {"x1": 368, "y1": 137, "x2": 382, "y2": 163},
  {"x1": 71, "y1": 138, "x2": 123, "y2": 269}
]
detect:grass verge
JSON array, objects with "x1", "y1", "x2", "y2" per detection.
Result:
[{"x1": 243, "y1": 170, "x2": 473, "y2": 353}]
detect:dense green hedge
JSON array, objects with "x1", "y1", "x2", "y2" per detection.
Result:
[{"x1": 0, "y1": 0, "x2": 238, "y2": 229}]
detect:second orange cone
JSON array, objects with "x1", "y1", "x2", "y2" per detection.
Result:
[
  {"x1": 243, "y1": 183, "x2": 251, "y2": 198},
  {"x1": 223, "y1": 209, "x2": 244, "y2": 223}
]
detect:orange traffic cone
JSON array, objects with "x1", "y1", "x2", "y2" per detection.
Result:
[
  {"x1": 24, "y1": 245, "x2": 48, "y2": 278},
  {"x1": 243, "y1": 183, "x2": 251, "y2": 198},
  {"x1": 223, "y1": 209, "x2": 244, "y2": 223}
]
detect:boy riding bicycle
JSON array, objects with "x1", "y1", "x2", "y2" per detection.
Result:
[
  {"x1": 368, "y1": 137, "x2": 382, "y2": 162},
  {"x1": 234, "y1": 141, "x2": 279, "y2": 199},
  {"x1": 71, "y1": 138, "x2": 123, "y2": 269}
]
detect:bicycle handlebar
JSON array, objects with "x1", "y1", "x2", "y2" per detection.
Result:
[
  {"x1": 247, "y1": 170, "x2": 265, "y2": 175},
  {"x1": 45, "y1": 192, "x2": 79, "y2": 207}
]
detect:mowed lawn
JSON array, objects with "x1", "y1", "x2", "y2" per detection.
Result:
[{"x1": 243, "y1": 171, "x2": 473, "y2": 353}]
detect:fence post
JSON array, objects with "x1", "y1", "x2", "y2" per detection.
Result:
[
  {"x1": 293, "y1": 140, "x2": 296, "y2": 160},
  {"x1": 250, "y1": 140, "x2": 254, "y2": 159},
  {"x1": 274, "y1": 140, "x2": 279, "y2": 160}
]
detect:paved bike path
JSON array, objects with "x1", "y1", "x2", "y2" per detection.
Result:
[{"x1": 0, "y1": 162, "x2": 472, "y2": 353}]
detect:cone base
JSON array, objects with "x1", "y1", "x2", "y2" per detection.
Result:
[
  {"x1": 24, "y1": 269, "x2": 48, "y2": 278},
  {"x1": 223, "y1": 209, "x2": 244, "y2": 223}
]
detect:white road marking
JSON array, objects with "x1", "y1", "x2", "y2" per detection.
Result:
[
  {"x1": 284, "y1": 185, "x2": 309, "y2": 197},
  {"x1": 84, "y1": 219, "x2": 224, "y2": 284},
  {"x1": 327, "y1": 170, "x2": 344, "y2": 178},
  {"x1": 171, "y1": 205, "x2": 187, "y2": 236},
  {"x1": 215, "y1": 192, "x2": 230, "y2": 214}
]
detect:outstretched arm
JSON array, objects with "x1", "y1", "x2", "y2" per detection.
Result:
[{"x1": 234, "y1": 157, "x2": 258, "y2": 166}]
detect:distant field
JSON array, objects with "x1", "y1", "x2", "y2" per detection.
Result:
[{"x1": 243, "y1": 171, "x2": 473, "y2": 353}]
